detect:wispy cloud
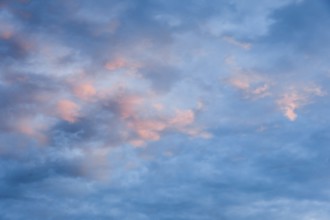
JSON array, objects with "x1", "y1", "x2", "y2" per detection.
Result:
[{"x1": 277, "y1": 85, "x2": 326, "y2": 121}]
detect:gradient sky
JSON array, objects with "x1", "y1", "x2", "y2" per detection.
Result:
[{"x1": 1, "y1": 0, "x2": 330, "y2": 219}]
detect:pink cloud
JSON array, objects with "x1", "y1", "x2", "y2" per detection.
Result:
[
  {"x1": 117, "y1": 95, "x2": 144, "y2": 119},
  {"x1": 226, "y1": 58, "x2": 326, "y2": 121},
  {"x1": 225, "y1": 56, "x2": 271, "y2": 99},
  {"x1": 0, "y1": 18, "x2": 17, "y2": 40},
  {"x1": 252, "y1": 84, "x2": 269, "y2": 96},
  {"x1": 129, "y1": 119, "x2": 167, "y2": 141},
  {"x1": 105, "y1": 58, "x2": 127, "y2": 71},
  {"x1": 277, "y1": 92, "x2": 301, "y2": 121},
  {"x1": 73, "y1": 82, "x2": 97, "y2": 101},
  {"x1": 277, "y1": 85, "x2": 326, "y2": 121},
  {"x1": 126, "y1": 107, "x2": 209, "y2": 147},
  {"x1": 228, "y1": 76, "x2": 250, "y2": 90},
  {"x1": 226, "y1": 74, "x2": 271, "y2": 99},
  {"x1": 0, "y1": 30, "x2": 13, "y2": 40},
  {"x1": 170, "y1": 109, "x2": 195, "y2": 127},
  {"x1": 95, "y1": 91, "x2": 209, "y2": 147},
  {"x1": 13, "y1": 117, "x2": 48, "y2": 144},
  {"x1": 56, "y1": 99, "x2": 80, "y2": 123}
]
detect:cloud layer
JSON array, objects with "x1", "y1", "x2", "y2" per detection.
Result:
[{"x1": 1, "y1": 0, "x2": 330, "y2": 219}]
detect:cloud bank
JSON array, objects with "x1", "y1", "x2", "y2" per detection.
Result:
[{"x1": 1, "y1": 0, "x2": 330, "y2": 219}]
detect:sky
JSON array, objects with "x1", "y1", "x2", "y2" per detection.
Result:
[{"x1": 1, "y1": 0, "x2": 330, "y2": 219}]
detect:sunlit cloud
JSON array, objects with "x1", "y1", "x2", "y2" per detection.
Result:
[
  {"x1": 277, "y1": 85, "x2": 326, "y2": 121},
  {"x1": 226, "y1": 73, "x2": 271, "y2": 99},
  {"x1": 56, "y1": 99, "x2": 81, "y2": 123},
  {"x1": 277, "y1": 92, "x2": 302, "y2": 121},
  {"x1": 105, "y1": 58, "x2": 128, "y2": 71},
  {"x1": 117, "y1": 94, "x2": 144, "y2": 119},
  {"x1": 73, "y1": 82, "x2": 97, "y2": 101},
  {"x1": 169, "y1": 109, "x2": 195, "y2": 127}
]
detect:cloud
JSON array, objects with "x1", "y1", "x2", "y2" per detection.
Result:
[
  {"x1": 139, "y1": 63, "x2": 182, "y2": 93},
  {"x1": 277, "y1": 92, "x2": 302, "y2": 121},
  {"x1": 223, "y1": 35, "x2": 252, "y2": 50},
  {"x1": 56, "y1": 100, "x2": 81, "y2": 123},
  {"x1": 277, "y1": 85, "x2": 326, "y2": 121},
  {"x1": 224, "y1": 55, "x2": 326, "y2": 121},
  {"x1": 73, "y1": 82, "x2": 96, "y2": 100},
  {"x1": 105, "y1": 58, "x2": 129, "y2": 71},
  {"x1": 12, "y1": 116, "x2": 48, "y2": 143},
  {"x1": 227, "y1": 198, "x2": 330, "y2": 220},
  {"x1": 116, "y1": 94, "x2": 144, "y2": 119},
  {"x1": 127, "y1": 108, "x2": 207, "y2": 147},
  {"x1": 170, "y1": 109, "x2": 195, "y2": 127},
  {"x1": 1, "y1": 0, "x2": 330, "y2": 219},
  {"x1": 202, "y1": 0, "x2": 302, "y2": 40},
  {"x1": 225, "y1": 67, "x2": 271, "y2": 99},
  {"x1": 130, "y1": 119, "x2": 166, "y2": 142}
]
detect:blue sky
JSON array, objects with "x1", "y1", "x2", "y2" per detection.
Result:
[{"x1": 1, "y1": 0, "x2": 330, "y2": 219}]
